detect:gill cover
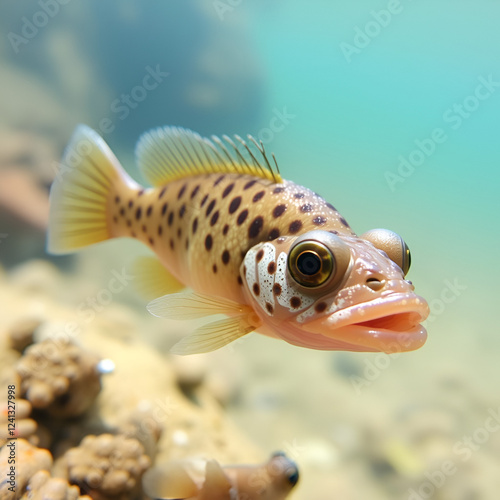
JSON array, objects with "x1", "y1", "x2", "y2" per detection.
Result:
[{"x1": 360, "y1": 228, "x2": 411, "y2": 275}]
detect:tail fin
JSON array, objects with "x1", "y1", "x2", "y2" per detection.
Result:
[{"x1": 48, "y1": 125, "x2": 135, "y2": 254}]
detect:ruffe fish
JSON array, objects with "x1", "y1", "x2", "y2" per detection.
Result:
[{"x1": 48, "y1": 125, "x2": 429, "y2": 354}]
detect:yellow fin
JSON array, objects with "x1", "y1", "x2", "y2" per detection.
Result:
[
  {"x1": 170, "y1": 316, "x2": 256, "y2": 355},
  {"x1": 132, "y1": 256, "x2": 185, "y2": 300},
  {"x1": 199, "y1": 460, "x2": 232, "y2": 499},
  {"x1": 142, "y1": 462, "x2": 198, "y2": 499},
  {"x1": 147, "y1": 292, "x2": 251, "y2": 320},
  {"x1": 48, "y1": 125, "x2": 136, "y2": 254},
  {"x1": 135, "y1": 126, "x2": 282, "y2": 187}
]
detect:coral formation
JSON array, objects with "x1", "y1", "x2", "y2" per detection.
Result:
[
  {"x1": 56, "y1": 434, "x2": 151, "y2": 500},
  {"x1": 22, "y1": 470, "x2": 92, "y2": 500},
  {"x1": 16, "y1": 339, "x2": 101, "y2": 417}
]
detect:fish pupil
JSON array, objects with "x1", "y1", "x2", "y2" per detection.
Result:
[{"x1": 297, "y1": 251, "x2": 321, "y2": 276}]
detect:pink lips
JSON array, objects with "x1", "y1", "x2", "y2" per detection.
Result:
[{"x1": 304, "y1": 293, "x2": 430, "y2": 352}]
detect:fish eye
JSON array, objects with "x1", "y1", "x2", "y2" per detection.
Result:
[
  {"x1": 360, "y1": 228, "x2": 412, "y2": 276},
  {"x1": 287, "y1": 467, "x2": 299, "y2": 486},
  {"x1": 288, "y1": 232, "x2": 351, "y2": 288}
]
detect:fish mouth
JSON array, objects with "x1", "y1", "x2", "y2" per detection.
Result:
[{"x1": 303, "y1": 293, "x2": 429, "y2": 352}]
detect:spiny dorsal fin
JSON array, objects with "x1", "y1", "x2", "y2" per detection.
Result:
[{"x1": 136, "y1": 126, "x2": 282, "y2": 187}]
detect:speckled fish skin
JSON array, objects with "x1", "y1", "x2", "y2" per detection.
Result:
[
  {"x1": 109, "y1": 174, "x2": 349, "y2": 304},
  {"x1": 48, "y1": 125, "x2": 429, "y2": 354}
]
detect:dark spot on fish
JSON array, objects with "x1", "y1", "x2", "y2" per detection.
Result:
[
  {"x1": 206, "y1": 199, "x2": 216, "y2": 216},
  {"x1": 185, "y1": 238, "x2": 189, "y2": 250},
  {"x1": 191, "y1": 185, "x2": 200, "y2": 198},
  {"x1": 178, "y1": 204, "x2": 186, "y2": 218},
  {"x1": 213, "y1": 264, "x2": 218, "y2": 273},
  {"x1": 294, "y1": 193, "x2": 305, "y2": 199},
  {"x1": 300, "y1": 204, "x2": 313, "y2": 213},
  {"x1": 256, "y1": 249, "x2": 264, "y2": 262},
  {"x1": 229, "y1": 196, "x2": 242, "y2": 214},
  {"x1": 115, "y1": 195, "x2": 120, "y2": 203},
  {"x1": 146, "y1": 205, "x2": 153, "y2": 217},
  {"x1": 177, "y1": 228, "x2": 182, "y2": 238},
  {"x1": 177, "y1": 183, "x2": 187, "y2": 199},
  {"x1": 222, "y1": 183, "x2": 234, "y2": 198},
  {"x1": 142, "y1": 224, "x2": 147, "y2": 232},
  {"x1": 210, "y1": 210, "x2": 219, "y2": 226},
  {"x1": 248, "y1": 216, "x2": 264, "y2": 239},
  {"x1": 148, "y1": 237, "x2": 154, "y2": 246},
  {"x1": 159, "y1": 187, "x2": 167, "y2": 199},
  {"x1": 273, "y1": 283, "x2": 282, "y2": 296},
  {"x1": 313, "y1": 216, "x2": 326, "y2": 226},
  {"x1": 326, "y1": 202, "x2": 336, "y2": 211},
  {"x1": 113, "y1": 216, "x2": 118, "y2": 223},
  {"x1": 273, "y1": 204, "x2": 287, "y2": 218},
  {"x1": 170, "y1": 239, "x2": 174, "y2": 250},
  {"x1": 128, "y1": 200, "x2": 134, "y2": 208},
  {"x1": 273, "y1": 187, "x2": 285, "y2": 194},
  {"x1": 237, "y1": 209, "x2": 248, "y2": 225},
  {"x1": 267, "y1": 262, "x2": 276, "y2": 274},
  {"x1": 237, "y1": 276, "x2": 243, "y2": 285},
  {"x1": 120, "y1": 207, "x2": 125, "y2": 216},
  {"x1": 192, "y1": 218, "x2": 198, "y2": 234},
  {"x1": 266, "y1": 302, "x2": 274, "y2": 314},
  {"x1": 244, "y1": 179, "x2": 257, "y2": 190},
  {"x1": 268, "y1": 228, "x2": 280, "y2": 240},
  {"x1": 214, "y1": 175, "x2": 225, "y2": 186},
  {"x1": 222, "y1": 250, "x2": 230, "y2": 264},
  {"x1": 339, "y1": 216, "x2": 349, "y2": 227},
  {"x1": 253, "y1": 191, "x2": 265, "y2": 203},
  {"x1": 290, "y1": 296, "x2": 302, "y2": 308},
  {"x1": 158, "y1": 225, "x2": 162, "y2": 236},
  {"x1": 329, "y1": 230, "x2": 339, "y2": 235},
  {"x1": 223, "y1": 224, "x2": 229, "y2": 235},
  {"x1": 135, "y1": 207, "x2": 142, "y2": 220},
  {"x1": 201, "y1": 194, "x2": 208, "y2": 207},
  {"x1": 127, "y1": 220, "x2": 131, "y2": 227},
  {"x1": 168, "y1": 212, "x2": 174, "y2": 226},
  {"x1": 315, "y1": 302, "x2": 328, "y2": 313},
  {"x1": 162, "y1": 203, "x2": 168, "y2": 215},
  {"x1": 138, "y1": 189, "x2": 144, "y2": 197},
  {"x1": 253, "y1": 283, "x2": 260, "y2": 296},
  {"x1": 205, "y1": 234, "x2": 213, "y2": 251},
  {"x1": 289, "y1": 220, "x2": 303, "y2": 234}
]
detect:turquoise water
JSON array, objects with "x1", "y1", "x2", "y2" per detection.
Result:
[{"x1": 1, "y1": 1, "x2": 499, "y2": 498}]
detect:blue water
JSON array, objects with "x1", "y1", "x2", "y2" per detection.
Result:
[{"x1": 2, "y1": 1, "x2": 499, "y2": 498}]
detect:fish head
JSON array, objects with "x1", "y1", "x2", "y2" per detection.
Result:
[{"x1": 241, "y1": 229, "x2": 429, "y2": 352}]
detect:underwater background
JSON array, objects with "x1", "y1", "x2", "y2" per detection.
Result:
[{"x1": 1, "y1": 1, "x2": 499, "y2": 499}]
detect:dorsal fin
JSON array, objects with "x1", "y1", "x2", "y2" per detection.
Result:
[{"x1": 135, "y1": 126, "x2": 282, "y2": 187}]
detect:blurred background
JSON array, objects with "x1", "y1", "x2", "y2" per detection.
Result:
[{"x1": 1, "y1": 1, "x2": 499, "y2": 498}]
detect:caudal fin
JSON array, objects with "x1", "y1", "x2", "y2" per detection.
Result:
[{"x1": 48, "y1": 125, "x2": 135, "y2": 254}]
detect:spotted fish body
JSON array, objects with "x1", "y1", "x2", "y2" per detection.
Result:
[
  {"x1": 48, "y1": 125, "x2": 429, "y2": 354},
  {"x1": 110, "y1": 174, "x2": 351, "y2": 304}
]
